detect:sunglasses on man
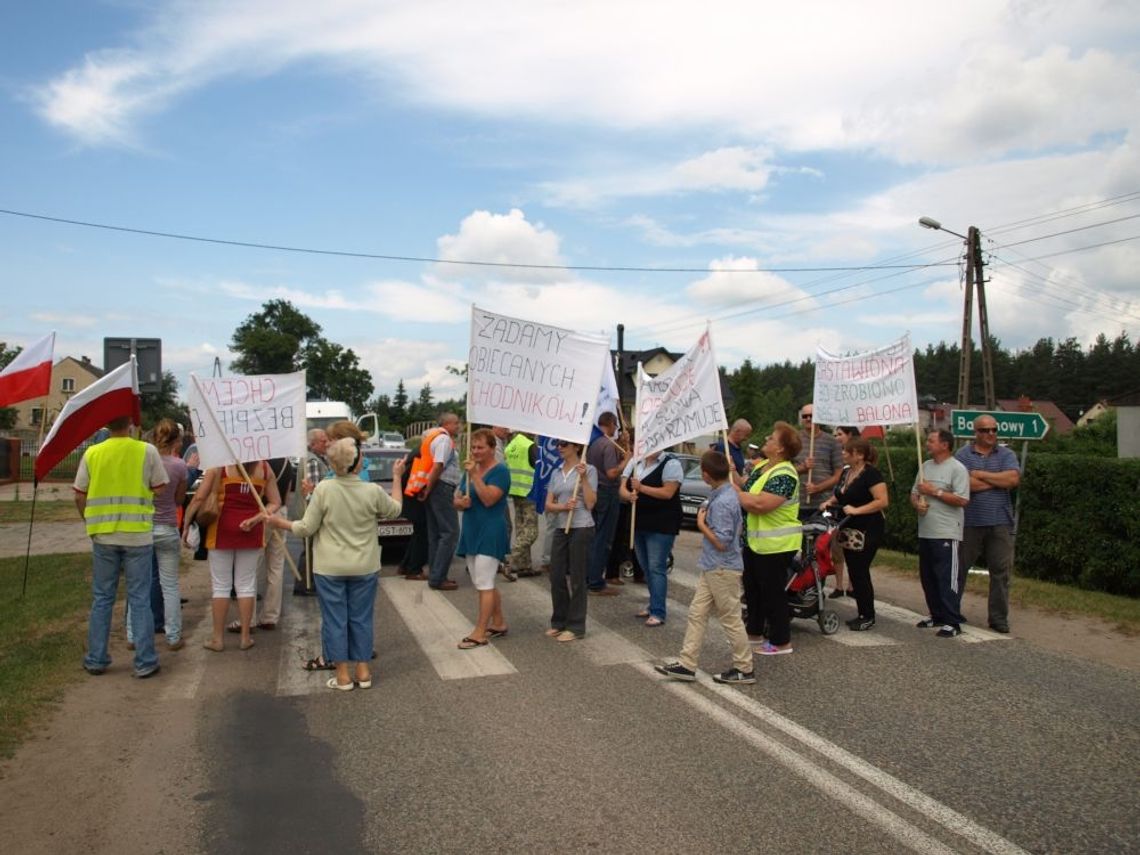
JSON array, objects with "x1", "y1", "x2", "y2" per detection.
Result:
[{"x1": 975, "y1": 427, "x2": 997, "y2": 434}]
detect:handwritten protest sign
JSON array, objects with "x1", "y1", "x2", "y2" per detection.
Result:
[
  {"x1": 813, "y1": 334, "x2": 917, "y2": 426},
  {"x1": 634, "y1": 329, "x2": 727, "y2": 458},
  {"x1": 467, "y1": 306, "x2": 610, "y2": 444},
  {"x1": 188, "y1": 372, "x2": 307, "y2": 468}
]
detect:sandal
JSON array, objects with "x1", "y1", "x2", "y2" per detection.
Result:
[
  {"x1": 303, "y1": 656, "x2": 335, "y2": 671},
  {"x1": 458, "y1": 636, "x2": 489, "y2": 649},
  {"x1": 487, "y1": 627, "x2": 509, "y2": 639},
  {"x1": 225, "y1": 621, "x2": 252, "y2": 634},
  {"x1": 326, "y1": 677, "x2": 355, "y2": 691},
  {"x1": 644, "y1": 616, "x2": 664, "y2": 627},
  {"x1": 636, "y1": 610, "x2": 651, "y2": 619},
  {"x1": 355, "y1": 676, "x2": 373, "y2": 689},
  {"x1": 544, "y1": 628, "x2": 563, "y2": 637}
]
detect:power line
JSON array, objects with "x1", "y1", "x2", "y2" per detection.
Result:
[
  {"x1": 0, "y1": 207, "x2": 956, "y2": 274},
  {"x1": 993, "y1": 213, "x2": 1140, "y2": 249}
]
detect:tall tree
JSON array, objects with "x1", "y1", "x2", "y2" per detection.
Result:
[
  {"x1": 229, "y1": 299, "x2": 374, "y2": 411},
  {"x1": 391, "y1": 380, "x2": 409, "y2": 427},
  {"x1": 230, "y1": 299, "x2": 321, "y2": 374},
  {"x1": 140, "y1": 371, "x2": 185, "y2": 427},
  {"x1": 301, "y1": 339, "x2": 373, "y2": 413}
]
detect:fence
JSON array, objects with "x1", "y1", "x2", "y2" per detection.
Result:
[{"x1": 0, "y1": 431, "x2": 93, "y2": 483}]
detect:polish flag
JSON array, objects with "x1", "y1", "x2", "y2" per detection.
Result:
[
  {"x1": 0, "y1": 332, "x2": 55, "y2": 408},
  {"x1": 35, "y1": 357, "x2": 141, "y2": 482}
]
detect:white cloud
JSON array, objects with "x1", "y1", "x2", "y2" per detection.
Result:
[
  {"x1": 542, "y1": 147, "x2": 775, "y2": 207},
  {"x1": 30, "y1": 1, "x2": 1139, "y2": 167},
  {"x1": 433, "y1": 209, "x2": 565, "y2": 283},
  {"x1": 687, "y1": 257, "x2": 810, "y2": 310}
]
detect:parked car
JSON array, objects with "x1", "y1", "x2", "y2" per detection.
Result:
[
  {"x1": 362, "y1": 448, "x2": 413, "y2": 560},
  {"x1": 677, "y1": 458, "x2": 711, "y2": 527},
  {"x1": 379, "y1": 431, "x2": 406, "y2": 449}
]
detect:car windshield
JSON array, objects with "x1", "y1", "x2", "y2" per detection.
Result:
[{"x1": 362, "y1": 451, "x2": 402, "y2": 482}]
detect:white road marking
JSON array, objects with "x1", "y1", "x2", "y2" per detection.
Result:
[
  {"x1": 504, "y1": 579, "x2": 648, "y2": 665},
  {"x1": 383, "y1": 578, "x2": 517, "y2": 680},
  {"x1": 686, "y1": 669, "x2": 1031, "y2": 855},
  {"x1": 276, "y1": 596, "x2": 326, "y2": 697},
  {"x1": 872, "y1": 601, "x2": 1010, "y2": 643},
  {"x1": 635, "y1": 663, "x2": 959, "y2": 855},
  {"x1": 159, "y1": 607, "x2": 213, "y2": 702}
]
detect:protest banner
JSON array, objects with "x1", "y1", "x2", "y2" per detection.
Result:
[
  {"x1": 467, "y1": 306, "x2": 610, "y2": 445},
  {"x1": 633, "y1": 329, "x2": 727, "y2": 459},
  {"x1": 188, "y1": 371, "x2": 307, "y2": 468},
  {"x1": 812, "y1": 334, "x2": 917, "y2": 427}
]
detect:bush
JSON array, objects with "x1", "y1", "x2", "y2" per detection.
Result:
[{"x1": 876, "y1": 447, "x2": 1140, "y2": 598}]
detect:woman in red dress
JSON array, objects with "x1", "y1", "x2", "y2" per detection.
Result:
[{"x1": 185, "y1": 462, "x2": 282, "y2": 651}]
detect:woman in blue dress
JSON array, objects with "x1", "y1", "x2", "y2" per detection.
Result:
[{"x1": 454, "y1": 428, "x2": 511, "y2": 649}]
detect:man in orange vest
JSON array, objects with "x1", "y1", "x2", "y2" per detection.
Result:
[{"x1": 405, "y1": 412, "x2": 462, "y2": 590}]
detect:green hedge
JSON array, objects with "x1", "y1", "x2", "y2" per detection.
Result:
[{"x1": 875, "y1": 449, "x2": 1140, "y2": 598}]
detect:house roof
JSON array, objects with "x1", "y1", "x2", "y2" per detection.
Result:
[
  {"x1": 56, "y1": 355, "x2": 104, "y2": 379},
  {"x1": 1106, "y1": 389, "x2": 1140, "y2": 407},
  {"x1": 995, "y1": 398, "x2": 1074, "y2": 434}
]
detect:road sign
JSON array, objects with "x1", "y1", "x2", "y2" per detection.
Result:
[{"x1": 950, "y1": 409, "x2": 1049, "y2": 441}]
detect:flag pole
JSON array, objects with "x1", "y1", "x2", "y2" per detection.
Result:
[
  {"x1": 628, "y1": 362, "x2": 643, "y2": 551},
  {"x1": 913, "y1": 420, "x2": 925, "y2": 483}
]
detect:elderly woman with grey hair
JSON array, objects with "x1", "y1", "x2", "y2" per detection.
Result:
[{"x1": 263, "y1": 437, "x2": 404, "y2": 690}]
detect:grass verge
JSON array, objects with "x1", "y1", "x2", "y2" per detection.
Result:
[
  {"x1": 0, "y1": 552, "x2": 91, "y2": 758},
  {"x1": 0, "y1": 501, "x2": 81, "y2": 524},
  {"x1": 876, "y1": 548, "x2": 1140, "y2": 635}
]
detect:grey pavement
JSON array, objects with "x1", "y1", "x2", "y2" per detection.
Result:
[{"x1": 2, "y1": 517, "x2": 1138, "y2": 854}]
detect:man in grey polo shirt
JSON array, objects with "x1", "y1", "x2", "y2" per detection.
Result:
[
  {"x1": 955, "y1": 415, "x2": 1020, "y2": 633},
  {"x1": 911, "y1": 429, "x2": 971, "y2": 637}
]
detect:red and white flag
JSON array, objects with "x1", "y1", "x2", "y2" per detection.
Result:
[
  {"x1": 0, "y1": 332, "x2": 55, "y2": 408},
  {"x1": 36, "y1": 357, "x2": 141, "y2": 482}
]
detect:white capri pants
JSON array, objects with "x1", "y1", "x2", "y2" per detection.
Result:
[
  {"x1": 466, "y1": 555, "x2": 500, "y2": 591},
  {"x1": 209, "y1": 549, "x2": 261, "y2": 598}
]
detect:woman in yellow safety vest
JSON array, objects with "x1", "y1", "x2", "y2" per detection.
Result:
[{"x1": 734, "y1": 421, "x2": 802, "y2": 656}]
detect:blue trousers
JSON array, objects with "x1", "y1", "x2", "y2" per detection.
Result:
[{"x1": 315, "y1": 572, "x2": 379, "y2": 663}]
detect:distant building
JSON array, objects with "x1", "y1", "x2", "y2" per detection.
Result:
[
  {"x1": 1077, "y1": 401, "x2": 1111, "y2": 428},
  {"x1": 995, "y1": 396, "x2": 1074, "y2": 435},
  {"x1": 9, "y1": 356, "x2": 103, "y2": 432},
  {"x1": 1106, "y1": 390, "x2": 1140, "y2": 458}
]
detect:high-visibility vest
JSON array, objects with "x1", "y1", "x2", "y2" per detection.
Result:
[
  {"x1": 83, "y1": 437, "x2": 155, "y2": 536},
  {"x1": 504, "y1": 434, "x2": 534, "y2": 497},
  {"x1": 745, "y1": 460, "x2": 801, "y2": 555},
  {"x1": 405, "y1": 427, "x2": 446, "y2": 496}
]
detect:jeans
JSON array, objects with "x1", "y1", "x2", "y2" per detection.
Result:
[
  {"x1": 86, "y1": 542, "x2": 158, "y2": 675},
  {"x1": 586, "y1": 486, "x2": 621, "y2": 590},
  {"x1": 425, "y1": 483, "x2": 460, "y2": 587},
  {"x1": 315, "y1": 572, "x2": 378, "y2": 663},
  {"x1": 634, "y1": 530, "x2": 675, "y2": 621},
  {"x1": 153, "y1": 525, "x2": 182, "y2": 642}
]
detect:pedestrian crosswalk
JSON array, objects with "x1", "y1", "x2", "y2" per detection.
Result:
[{"x1": 158, "y1": 558, "x2": 1011, "y2": 699}]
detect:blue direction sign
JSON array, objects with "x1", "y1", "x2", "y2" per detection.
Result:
[{"x1": 951, "y1": 410, "x2": 1050, "y2": 441}]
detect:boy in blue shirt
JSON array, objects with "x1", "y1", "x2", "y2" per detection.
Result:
[{"x1": 655, "y1": 451, "x2": 755, "y2": 685}]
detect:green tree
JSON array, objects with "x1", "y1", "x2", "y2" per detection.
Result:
[
  {"x1": 0, "y1": 343, "x2": 20, "y2": 429},
  {"x1": 230, "y1": 299, "x2": 321, "y2": 374},
  {"x1": 301, "y1": 339, "x2": 373, "y2": 413},
  {"x1": 364, "y1": 393, "x2": 393, "y2": 428},
  {"x1": 140, "y1": 371, "x2": 185, "y2": 427},
  {"x1": 229, "y1": 299, "x2": 374, "y2": 411},
  {"x1": 391, "y1": 380, "x2": 409, "y2": 426}
]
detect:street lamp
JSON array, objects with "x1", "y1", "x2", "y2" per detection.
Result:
[{"x1": 918, "y1": 215, "x2": 995, "y2": 410}]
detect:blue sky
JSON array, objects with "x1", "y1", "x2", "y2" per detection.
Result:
[{"x1": 2, "y1": 1, "x2": 1139, "y2": 405}]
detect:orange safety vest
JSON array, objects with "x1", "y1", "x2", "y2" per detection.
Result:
[{"x1": 405, "y1": 427, "x2": 447, "y2": 496}]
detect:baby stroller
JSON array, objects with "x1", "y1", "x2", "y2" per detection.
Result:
[{"x1": 784, "y1": 510, "x2": 843, "y2": 635}]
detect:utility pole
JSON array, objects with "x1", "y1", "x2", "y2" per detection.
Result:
[
  {"x1": 956, "y1": 227, "x2": 995, "y2": 409},
  {"x1": 922, "y1": 218, "x2": 995, "y2": 410}
]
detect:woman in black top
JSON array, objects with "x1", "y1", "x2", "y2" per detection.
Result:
[{"x1": 820, "y1": 437, "x2": 889, "y2": 630}]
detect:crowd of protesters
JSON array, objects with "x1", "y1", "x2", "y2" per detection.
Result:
[{"x1": 76, "y1": 403, "x2": 1018, "y2": 688}]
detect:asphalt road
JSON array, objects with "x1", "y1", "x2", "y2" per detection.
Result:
[{"x1": 2, "y1": 524, "x2": 1137, "y2": 854}]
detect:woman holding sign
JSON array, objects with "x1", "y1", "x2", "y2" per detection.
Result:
[
  {"x1": 734, "y1": 422, "x2": 801, "y2": 655},
  {"x1": 620, "y1": 450, "x2": 684, "y2": 627},
  {"x1": 184, "y1": 460, "x2": 282, "y2": 653},
  {"x1": 545, "y1": 440, "x2": 597, "y2": 642},
  {"x1": 453, "y1": 428, "x2": 512, "y2": 649}
]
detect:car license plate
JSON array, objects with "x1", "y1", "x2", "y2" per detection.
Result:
[
  {"x1": 682, "y1": 504, "x2": 701, "y2": 515},
  {"x1": 377, "y1": 523, "x2": 413, "y2": 537}
]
